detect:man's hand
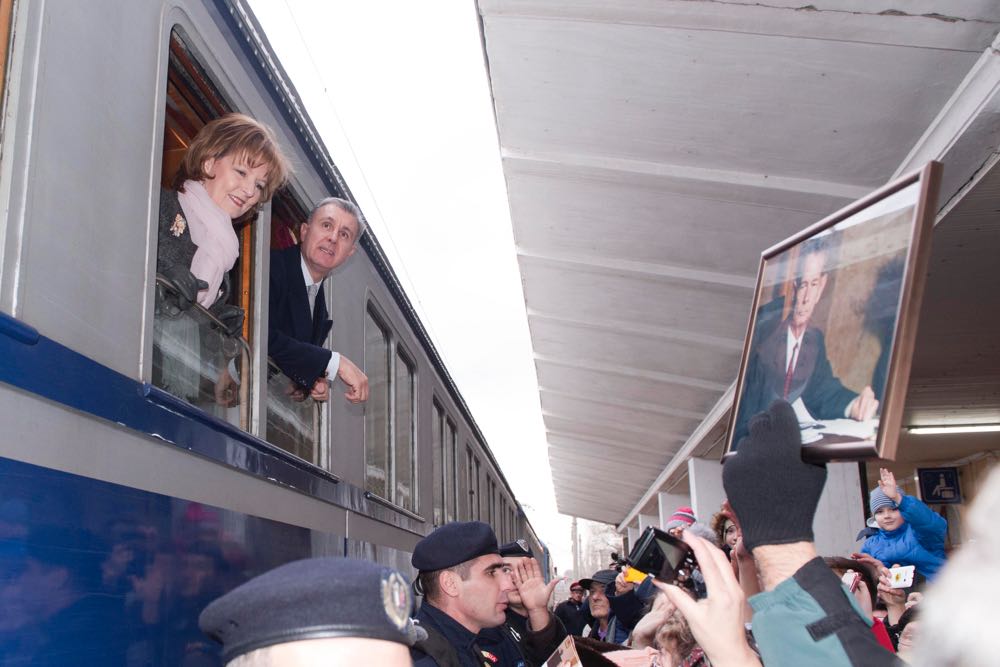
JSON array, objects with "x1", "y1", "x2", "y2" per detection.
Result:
[
  {"x1": 848, "y1": 386, "x2": 879, "y2": 421},
  {"x1": 309, "y1": 377, "x2": 329, "y2": 402},
  {"x1": 510, "y1": 558, "x2": 561, "y2": 631},
  {"x1": 286, "y1": 381, "x2": 308, "y2": 403},
  {"x1": 654, "y1": 531, "x2": 761, "y2": 667},
  {"x1": 614, "y1": 570, "x2": 635, "y2": 595},
  {"x1": 214, "y1": 366, "x2": 237, "y2": 407},
  {"x1": 337, "y1": 356, "x2": 369, "y2": 403},
  {"x1": 877, "y1": 467, "x2": 902, "y2": 504}
]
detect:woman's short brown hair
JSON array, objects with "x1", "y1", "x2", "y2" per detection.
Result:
[{"x1": 174, "y1": 113, "x2": 291, "y2": 201}]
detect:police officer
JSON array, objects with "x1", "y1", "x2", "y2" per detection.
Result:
[
  {"x1": 410, "y1": 522, "x2": 561, "y2": 667},
  {"x1": 478, "y1": 540, "x2": 567, "y2": 666},
  {"x1": 199, "y1": 557, "x2": 424, "y2": 666}
]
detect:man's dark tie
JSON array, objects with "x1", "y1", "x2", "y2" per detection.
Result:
[{"x1": 783, "y1": 342, "x2": 799, "y2": 399}]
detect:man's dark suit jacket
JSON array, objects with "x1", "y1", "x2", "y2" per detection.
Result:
[
  {"x1": 268, "y1": 245, "x2": 333, "y2": 389},
  {"x1": 735, "y1": 319, "x2": 857, "y2": 442}
]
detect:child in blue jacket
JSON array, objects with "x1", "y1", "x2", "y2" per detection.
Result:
[{"x1": 861, "y1": 468, "x2": 947, "y2": 580}]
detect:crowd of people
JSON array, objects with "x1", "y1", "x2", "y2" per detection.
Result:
[{"x1": 190, "y1": 400, "x2": 995, "y2": 667}]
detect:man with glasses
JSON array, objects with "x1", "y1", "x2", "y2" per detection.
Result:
[{"x1": 554, "y1": 581, "x2": 589, "y2": 636}]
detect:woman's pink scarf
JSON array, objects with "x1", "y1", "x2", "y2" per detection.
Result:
[{"x1": 177, "y1": 180, "x2": 240, "y2": 308}]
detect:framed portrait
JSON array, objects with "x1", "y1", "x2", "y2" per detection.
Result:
[{"x1": 725, "y1": 162, "x2": 942, "y2": 462}]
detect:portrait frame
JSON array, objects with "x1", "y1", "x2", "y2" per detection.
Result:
[{"x1": 724, "y1": 162, "x2": 942, "y2": 462}]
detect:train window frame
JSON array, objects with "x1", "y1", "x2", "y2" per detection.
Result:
[
  {"x1": 465, "y1": 443, "x2": 476, "y2": 521},
  {"x1": 0, "y1": 0, "x2": 12, "y2": 109},
  {"x1": 363, "y1": 299, "x2": 420, "y2": 517},
  {"x1": 431, "y1": 398, "x2": 458, "y2": 526},
  {"x1": 149, "y1": 23, "x2": 269, "y2": 436}
]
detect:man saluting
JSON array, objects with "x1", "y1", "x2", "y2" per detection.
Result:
[{"x1": 410, "y1": 522, "x2": 562, "y2": 666}]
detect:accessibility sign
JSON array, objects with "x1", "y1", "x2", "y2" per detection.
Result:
[{"x1": 917, "y1": 467, "x2": 962, "y2": 505}]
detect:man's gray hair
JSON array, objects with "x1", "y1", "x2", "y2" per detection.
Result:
[
  {"x1": 308, "y1": 197, "x2": 366, "y2": 243},
  {"x1": 796, "y1": 235, "x2": 832, "y2": 277}
]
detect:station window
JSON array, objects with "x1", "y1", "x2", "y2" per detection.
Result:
[{"x1": 364, "y1": 304, "x2": 417, "y2": 512}]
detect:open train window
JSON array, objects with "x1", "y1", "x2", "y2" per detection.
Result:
[
  {"x1": 364, "y1": 303, "x2": 418, "y2": 513},
  {"x1": 152, "y1": 27, "x2": 254, "y2": 430}
]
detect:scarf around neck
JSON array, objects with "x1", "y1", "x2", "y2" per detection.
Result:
[{"x1": 177, "y1": 179, "x2": 240, "y2": 308}]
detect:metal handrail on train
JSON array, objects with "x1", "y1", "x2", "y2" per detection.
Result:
[
  {"x1": 156, "y1": 275, "x2": 318, "y2": 384},
  {"x1": 155, "y1": 274, "x2": 252, "y2": 360}
]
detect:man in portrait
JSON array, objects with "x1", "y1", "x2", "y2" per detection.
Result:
[{"x1": 734, "y1": 237, "x2": 879, "y2": 443}]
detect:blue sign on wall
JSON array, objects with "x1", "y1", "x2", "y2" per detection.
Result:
[{"x1": 917, "y1": 467, "x2": 963, "y2": 505}]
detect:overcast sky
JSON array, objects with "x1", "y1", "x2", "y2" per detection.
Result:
[{"x1": 248, "y1": 0, "x2": 575, "y2": 568}]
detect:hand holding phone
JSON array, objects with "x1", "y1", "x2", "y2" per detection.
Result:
[{"x1": 888, "y1": 565, "x2": 915, "y2": 589}]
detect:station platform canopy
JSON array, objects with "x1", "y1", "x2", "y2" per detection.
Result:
[{"x1": 476, "y1": 0, "x2": 1000, "y2": 528}]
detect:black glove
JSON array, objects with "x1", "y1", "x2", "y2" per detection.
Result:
[
  {"x1": 212, "y1": 304, "x2": 245, "y2": 338},
  {"x1": 162, "y1": 265, "x2": 208, "y2": 310},
  {"x1": 722, "y1": 400, "x2": 827, "y2": 552}
]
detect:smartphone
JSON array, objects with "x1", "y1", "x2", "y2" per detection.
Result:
[
  {"x1": 625, "y1": 526, "x2": 697, "y2": 584},
  {"x1": 889, "y1": 565, "x2": 915, "y2": 589}
]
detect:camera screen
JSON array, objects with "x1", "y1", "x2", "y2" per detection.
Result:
[{"x1": 654, "y1": 536, "x2": 688, "y2": 570}]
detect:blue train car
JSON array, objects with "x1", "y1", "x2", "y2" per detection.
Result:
[{"x1": 0, "y1": 1, "x2": 537, "y2": 663}]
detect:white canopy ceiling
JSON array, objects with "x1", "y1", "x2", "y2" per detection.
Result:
[{"x1": 477, "y1": 0, "x2": 1000, "y2": 525}]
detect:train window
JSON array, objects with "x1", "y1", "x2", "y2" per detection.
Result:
[
  {"x1": 431, "y1": 400, "x2": 458, "y2": 525},
  {"x1": 365, "y1": 308, "x2": 391, "y2": 499},
  {"x1": 487, "y1": 479, "x2": 496, "y2": 529},
  {"x1": 499, "y1": 497, "x2": 507, "y2": 541},
  {"x1": 432, "y1": 402, "x2": 443, "y2": 523},
  {"x1": 394, "y1": 349, "x2": 415, "y2": 511},
  {"x1": 474, "y1": 455, "x2": 482, "y2": 520},
  {"x1": 465, "y1": 445, "x2": 475, "y2": 520},
  {"x1": 152, "y1": 28, "x2": 255, "y2": 431},
  {"x1": 0, "y1": 0, "x2": 12, "y2": 105},
  {"x1": 363, "y1": 303, "x2": 418, "y2": 512},
  {"x1": 445, "y1": 418, "x2": 457, "y2": 522}
]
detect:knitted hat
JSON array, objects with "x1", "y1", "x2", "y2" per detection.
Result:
[
  {"x1": 664, "y1": 506, "x2": 696, "y2": 531},
  {"x1": 869, "y1": 487, "x2": 898, "y2": 514}
]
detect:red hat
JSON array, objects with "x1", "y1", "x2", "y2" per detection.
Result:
[{"x1": 668, "y1": 507, "x2": 696, "y2": 526}]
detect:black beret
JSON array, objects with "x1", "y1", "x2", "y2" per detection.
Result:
[
  {"x1": 578, "y1": 569, "x2": 617, "y2": 590},
  {"x1": 199, "y1": 557, "x2": 425, "y2": 662},
  {"x1": 498, "y1": 539, "x2": 534, "y2": 558},
  {"x1": 412, "y1": 521, "x2": 499, "y2": 571}
]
